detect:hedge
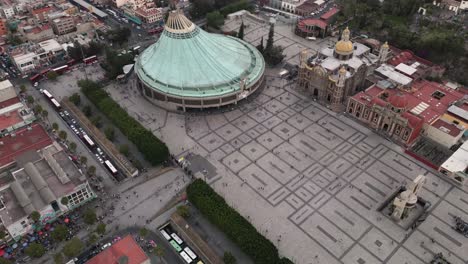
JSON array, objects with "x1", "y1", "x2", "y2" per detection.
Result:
[
  {"x1": 187, "y1": 179, "x2": 293, "y2": 264},
  {"x1": 78, "y1": 80, "x2": 169, "y2": 165}
]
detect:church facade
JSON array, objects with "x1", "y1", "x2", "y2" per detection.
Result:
[{"x1": 297, "y1": 28, "x2": 388, "y2": 111}]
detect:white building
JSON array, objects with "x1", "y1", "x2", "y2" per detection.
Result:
[
  {"x1": 1, "y1": 6, "x2": 15, "y2": 18},
  {"x1": 12, "y1": 39, "x2": 65, "y2": 74},
  {"x1": 424, "y1": 118, "x2": 465, "y2": 148},
  {"x1": 0, "y1": 143, "x2": 96, "y2": 240},
  {"x1": 0, "y1": 80, "x2": 16, "y2": 102},
  {"x1": 439, "y1": 140, "x2": 468, "y2": 185}
]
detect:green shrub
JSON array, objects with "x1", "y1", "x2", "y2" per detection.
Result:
[
  {"x1": 78, "y1": 80, "x2": 168, "y2": 165},
  {"x1": 187, "y1": 179, "x2": 291, "y2": 264}
]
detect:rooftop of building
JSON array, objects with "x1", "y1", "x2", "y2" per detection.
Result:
[
  {"x1": 320, "y1": 7, "x2": 339, "y2": 20},
  {"x1": 31, "y1": 6, "x2": 54, "y2": 15},
  {"x1": 0, "y1": 100, "x2": 33, "y2": 131},
  {"x1": 0, "y1": 143, "x2": 86, "y2": 226},
  {"x1": 374, "y1": 64, "x2": 413, "y2": 86},
  {"x1": 351, "y1": 80, "x2": 466, "y2": 125},
  {"x1": 0, "y1": 123, "x2": 53, "y2": 168},
  {"x1": 431, "y1": 118, "x2": 464, "y2": 137},
  {"x1": 0, "y1": 79, "x2": 13, "y2": 91},
  {"x1": 296, "y1": 1, "x2": 319, "y2": 13},
  {"x1": 297, "y1": 18, "x2": 327, "y2": 30},
  {"x1": 86, "y1": 235, "x2": 149, "y2": 264},
  {"x1": 440, "y1": 140, "x2": 468, "y2": 173}
]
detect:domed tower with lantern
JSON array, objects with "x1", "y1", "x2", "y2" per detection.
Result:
[{"x1": 297, "y1": 27, "x2": 378, "y2": 111}]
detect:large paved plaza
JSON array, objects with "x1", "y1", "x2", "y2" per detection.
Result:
[{"x1": 46, "y1": 16, "x2": 468, "y2": 264}]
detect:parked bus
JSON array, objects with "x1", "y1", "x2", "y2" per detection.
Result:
[
  {"x1": 52, "y1": 65, "x2": 69, "y2": 75},
  {"x1": 104, "y1": 160, "x2": 118, "y2": 175},
  {"x1": 171, "y1": 233, "x2": 183, "y2": 245},
  {"x1": 169, "y1": 240, "x2": 182, "y2": 252},
  {"x1": 148, "y1": 27, "x2": 163, "y2": 35},
  {"x1": 67, "y1": 59, "x2": 76, "y2": 66},
  {"x1": 50, "y1": 98, "x2": 61, "y2": 110},
  {"x1": 160, "y1": 230, "x2": 171, "y2": 240},
  {"x1": 29, "y1": 74, "x2": 43, "y2": 84},
  {"x1": 42, "y1": 89, "x2": 53, "y2": 99},
  {"x1": 184, "y1": 247, "x2": 197, "y2": 260},
  {"x1": 107, "y1": 9, "x2": 117, "y2": 17},
  {"x1": 180, "y1": 252, "x2": 193, "y2": 263},
  {"x1": 83, "y1": 134, "x2": 96, "y2": 148},
  {"x1": 40, "y1": 68, "x2": 51, "y2": 76},
  {"x1": 83, "y1": 55, "x2": 98, "y2": 64}
]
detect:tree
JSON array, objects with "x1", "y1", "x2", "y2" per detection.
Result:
[
  {"x1": 61, "y1": 197, "x2": 69, "y2": 206},
  {"x1": 264, "y1": 45, "x2": 285, "y2": 66},
  {"x1": 176, "y1": 205, "x2": 190, "y2": 218},
  {"x1": 139, "y1": 228, "x2": 148, "y2": 238},
  {"x1": 52, "y1": 224, "x2": 68, "y2": 242},
  {"x1": 54, "y1": 253, "x2": 64, "y2": 264},
  {"x1": 59, "y1": 130, "x2": 68, "y2": 140},
  {"x1": 0, "y1": 230, "x2": 6, "y2": 240},
  {"x1": 206, "y1": 11, "x2": 224, "y2": 29},
  {"x1": 63, "y1": 237, "x2": 84, "y2": 258},
  {"x1": 265, "y1": 23, "x2": 275, "y2": 52},
  {"x1": 52, "y1": 122, "x2": 59, "y2": 131},
  {"x1": 7, "y1": 33, "x2": 22, "y2": 45},
  {"x1": 34, "y1": 104, "x2": 43, "y2": 114},
  {"x1": 20, "y1": 84, "x2": 26, "y2": 93},
  {"x1": 88, "y1": 233, "x2": 98, "y2": 245},
  {"x1": 87, "y1": 165, "x2": 96, "y2": 176},
  {"x1": 154, "y1": 245, "x2": 165, "y2": 261},
  {"x1": 223, "y1": 252, "x2": 237, "y2": 264},
  {"x1": 256, "y1": 36, "x2": 264, "y2": 54},
  {"x1": 83, "y1": 208, "x2": 97, "y2": 225},
  {"x1": 25, "y1": 242, "x2": 46, "y2": 258},
  {"x1": 119, "y1": 144, "x2": 130, "y2": 156},
  {"x1": 104, "y1": 126, "x2": 115, "y2": 141},
  {"x1": 26, "y1": 95, "x2": 34, "y2": 104},
  {"x1": 69, "y1": 142, "x2": 77, "y2": 152},
  {"x1": 47, "y1": 71, "x2": 59, "y2": 81},
  {"x1": 96, "y1": 223, "x2": 106, "y2": 235},
  {"x1": 69, "y1": 93, "x2": 81, "y2": 106},
  {"x1": 41, "y1": 109, "x2": 48, "y2": 122},
  {"x1": 237, "y1": 21, "x2": 244, "y2": 40},
  {"x1": 102, "y1": 48, "x2": 135, "y2": 79},
  {"x1": 0, "y1": 257, "x2": 12, "y2": 264},
  {"x1": 83, "y1": 105, "x2": 92, "y2": 117},
  {"x1": 30, "y1": 211, "x2": 40, "y2": 222},
  {"x1": 80, "y1": 156, "x2": 87, "y2": 165},
  {"x1": 91, "y1": 115, "x2": 102, "y2": 128}
]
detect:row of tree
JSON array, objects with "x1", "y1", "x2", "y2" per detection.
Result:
[
  {"x1": 187, "y1": 179, "x2": 293, "y2": 264},
  {"x1": 78, "y1": 79, "x2": 169, "y2": 165}
]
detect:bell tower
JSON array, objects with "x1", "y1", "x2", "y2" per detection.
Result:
[
  {"x1": 331, "y1": 66, "x2": 346, "y2": 112},
  {"x1": 378, "y1": 41, "x2": 389, "y2": 64}
]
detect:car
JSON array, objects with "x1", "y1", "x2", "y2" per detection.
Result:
[
  {"x1": 97, "y1": 148, "x2": 104, "y2": 155},
  {"x1": 33, "y1": 82, "x2": 39, "y2": 87},
  {"x1": 101, "y1": 243, "x2": 111, "y2": 250},
  {"x1": 59, "y1": 112, "x2": 65, "y2": 117}
]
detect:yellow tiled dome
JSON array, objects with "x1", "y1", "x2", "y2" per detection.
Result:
[{"x1": 335, "y1": 40, "x2": 353, "y2": 54}]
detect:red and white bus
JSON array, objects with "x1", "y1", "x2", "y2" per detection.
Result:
[
  {"x1": 83, "y1": 55, "x2": 98, "y2": 64},
  {"x1": 40, "y1": 68, "x2": 51, "y2": 76},
  {"x1": 104, "y1": 160, "x2": 118, "y2": 175},
  {"x1": 52, "y1": 65, "x2": 69, "y2": 75},
  {"x1": 67, "y1": 59, "x2": 76, "y2": 66},
  {"x1": 42, "y1": 89, "x2": 53, "y2": 99},
  {"x1": 83, "y1": 134, "x2": 96, "y2": 148},
  {"x1": 29, "y1": 74, "x2": 43, "y2": 83},
  {"x1": 148, "y1": 27, "x2": 163, "y2": 35}
]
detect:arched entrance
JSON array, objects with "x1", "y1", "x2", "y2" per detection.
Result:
[
  {"x1": 313, "y1": 89, "x2": 318, "y2": 97},
  {"x1": 383, "y1": 124, "x2": 389, "y2": 131},
  {"x1": 327, "y1": 95, "x2": 331, "y2": 102}
]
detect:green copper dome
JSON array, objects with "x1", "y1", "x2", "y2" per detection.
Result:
[{"x1": 135, "y1": 10, "x2": 265, "y2": 98}]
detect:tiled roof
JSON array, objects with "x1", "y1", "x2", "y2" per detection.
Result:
[{"x1": 86, "y1": 235, "x2": 149, "y2": 264}]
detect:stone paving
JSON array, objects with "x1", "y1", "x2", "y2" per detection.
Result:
[{"x1": 100, "y1": 17, "x2": 468, "y2": 264}]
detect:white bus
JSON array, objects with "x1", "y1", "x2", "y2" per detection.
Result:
[
  {"x1": 43, "y1": 89, "x2": 53, "y2": 99},
  {"x1": 83, "y1": 134, "x2": 95, "y2": 148},
  {"x1": 160, "y1": 229, "x2": 171, "y2": 240},
  {"x1": 180, "y1": 252, "x2": 193, "y2": 263},
  {"x1": 104, "y1": 160, "x2": 118, "y2": 175},
  {"x1": 171, "y1": 233, "x2": 183, "y2": 245},
  {"x1": 107, "y1": 9, "x2": 116, "y2": 17},
  {"x1": 184, "y1": 247, "x2": 197, "y2": 260},
  {"x1": 50, "y1": 98, "x2": 61, "y2": 109}
]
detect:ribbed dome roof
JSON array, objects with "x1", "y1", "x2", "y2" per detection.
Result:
[
  {"x1": 335, "y1": 27, "x2": 354, "y2": 55},
  {"x1": 135, "y1": 10, "x2": 265, "y2": 98}
]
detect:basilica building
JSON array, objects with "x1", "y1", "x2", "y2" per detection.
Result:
[{"x1": 297, "y1": 27, "x2": 387, "y2": 111}]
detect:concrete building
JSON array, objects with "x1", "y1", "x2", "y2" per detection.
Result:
[
  {"x1": 1, "y1": 5, "x2": 15, "y2": 18},
  {"x1": 0, "y1": 80, "x2": 35, "y2": 134},
  {"x1": 297, "y1": 27, "x2": 379, "y2": 111},
  {"x1": 423, "y1": 118, "x2": 465, "y2": 148},
  {"x1": 439, "y1": 140, "x2": 468, "y2": 185},
  {"x1": 31, "y1": 6, "x2": 54, "y2": 22},
  {"x1": 19, "y1": 24, "x2": 54, "y2": 42},
  {"x1": 135, "y1": 7, "x2": 162, "y2": 24},
  {"x1": 11, "y1": 39, "x2": 65, "y2": 74},
  {"x1": 0, "y1": 142, "x2": 96, "y2": 240},
  {"x1": 51, "y1": 15, "x2": 76, "y2": 35}
]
